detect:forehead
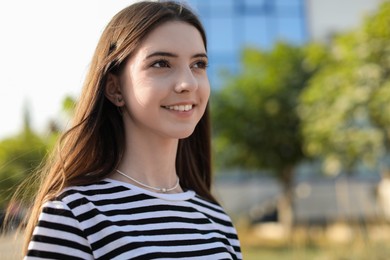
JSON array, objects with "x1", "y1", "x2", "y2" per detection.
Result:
[{"x1": 136, "y1": 21, "x2": 206, "y2": 57}]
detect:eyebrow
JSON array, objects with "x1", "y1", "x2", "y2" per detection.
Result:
[{"x1": 145, "y1": 51, "x2": 208, "y2": 60}]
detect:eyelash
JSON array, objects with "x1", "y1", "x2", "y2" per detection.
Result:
[
  {"x1": 194, "y1": 60, "x2": 208, "y2": 69},
  {"x1": 152, "y1": 59, "x2": 170, "y2": 68},
  {"x1": 151, "y1": 59, "x2": 208, "y2": 69}
]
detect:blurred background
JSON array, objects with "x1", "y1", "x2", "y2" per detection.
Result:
[{"x1": 1, "y1": 0, "x2": 390, "y2": 259}]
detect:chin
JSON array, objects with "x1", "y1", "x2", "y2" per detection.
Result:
[
  {"x1": 178, "y1": 133, "x2": 194, "y2": 140},
  {"x1": 169, "y1": 128, "x2": 196, "y2": 140}
]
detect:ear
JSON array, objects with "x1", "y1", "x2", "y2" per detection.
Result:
[{"x1": 105, "y1": 73, "x2": 124, "y2": 106}]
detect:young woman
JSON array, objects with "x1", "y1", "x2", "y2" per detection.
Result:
[{"x1": 22, "y1": 1, "x2": 241, "y2": 259}]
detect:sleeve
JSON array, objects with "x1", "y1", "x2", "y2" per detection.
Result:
[{"x1": 24, "y1": 200, "x2": 94, "y2": 260}]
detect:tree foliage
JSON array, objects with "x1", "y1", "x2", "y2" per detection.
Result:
[
  {"x1": 299, "y1": 1, "x2": 390, "y2": 175},
  {"x1": 212, "y1": 42, "x2": 315, "y2": 182},
  {"x1": 0, "y1": 129, "x2": 48, "y2": 209},
  {"x1": 211, "y1": 42, "x2": 321, "y2": 229},
  {"x1": 0, "y1": 96, "x2": 76, "y2": 209}
]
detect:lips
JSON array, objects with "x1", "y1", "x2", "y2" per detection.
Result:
[{"x1": 163, "y1": 104, "x2": 193, "y2": 112}]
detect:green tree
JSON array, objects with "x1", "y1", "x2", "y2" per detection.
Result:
[
  {"x1": 212, "y1": 42, "x2": 316, "y2": 230},
  {"x1": 0, "y1": 95, "x2": 76, "y2": 210},
  {"x1": 0, "y1": 109, "x2": 48, "y2": 209},
  {"x1": 299, "y1": 1, "x2": 390, "y2": 175}
]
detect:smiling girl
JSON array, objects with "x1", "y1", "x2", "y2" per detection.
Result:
[{"x1": 22, "y1": 1, "x2": 241, "y2": 259}]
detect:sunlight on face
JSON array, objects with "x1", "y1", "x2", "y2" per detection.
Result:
[{"x1": 119, "y1": 21, "x2": 210, "y2": 139}]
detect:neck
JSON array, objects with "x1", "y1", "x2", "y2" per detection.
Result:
[{"x1": 115, "y1": 129, "x2": 179, "y2": 190}]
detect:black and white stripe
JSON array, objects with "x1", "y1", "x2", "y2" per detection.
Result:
[{"x1": 26, "y1": 179, "x2": 242, "y2": 259}]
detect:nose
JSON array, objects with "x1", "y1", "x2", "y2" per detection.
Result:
[{"x1": 174, "y1": 67, "x2": 198, "y2": 93}]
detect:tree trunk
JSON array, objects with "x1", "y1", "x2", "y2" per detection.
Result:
[{"x1": 278, "y1": 165, "x2": 295, "y2": 236}]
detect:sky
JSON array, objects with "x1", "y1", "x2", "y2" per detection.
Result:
[{"x1": 0, "y1": 0, "x2": 138, "y2": 139}]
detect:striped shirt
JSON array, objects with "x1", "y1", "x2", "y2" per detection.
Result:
[{"x1": 26, "y1": 179, "x2": 242, "y2": 259}]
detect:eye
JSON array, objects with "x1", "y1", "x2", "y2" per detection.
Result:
[
  {"x1": 151, "y1": 59, "x2": 170, "y2": 68},
  {"x1": 193, "y1": 60, "x2": 208, "y2": 69}
]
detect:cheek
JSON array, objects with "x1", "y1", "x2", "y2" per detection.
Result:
[
  {"x1": 125, "y1": 77, "x2": 157, "y2": 108},
  {"x1": 119, "y1": 65, "x2": 154, "y2": 107},
  {"x1": 200, "y1": 78, "x2": 211, "y2": 101}
]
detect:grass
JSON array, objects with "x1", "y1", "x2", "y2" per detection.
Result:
[
  {"x1": 237, "y1": 221, "x2": 390, "y2": 260},
  {"x1": 242, "y1": 243, "x2": 390, "y2": 260}
]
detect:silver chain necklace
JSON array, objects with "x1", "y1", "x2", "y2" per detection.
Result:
[{"x1": 115, "y1": 169, "x2": 180, "y2": 193}]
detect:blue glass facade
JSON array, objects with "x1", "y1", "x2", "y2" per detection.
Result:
[{"x1": 186, "y1": 0, "x2": 308, "y2": 88}]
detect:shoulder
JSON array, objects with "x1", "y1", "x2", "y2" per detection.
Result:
[
  {"x1": 189, "y1": 195, "x2": 235, "y2": 227},
  {"x1": 39, "y1": 180, "x2": 121, "y2": 220},
  {"x1": 191, "y1": 194, "x2": 225, "y2": 213},
  {"x1": 189, "y1": 194, "x2": 241, "y2": 254},
  {"x1": 48, "y1": 179, "x2": 150, "y2": 218},
  {"x1": 57, "y1": 179, "x2": 127, "y2": 200},
  {"x1": 53, "y1": 179, "x2": 137, "y2": 206}
]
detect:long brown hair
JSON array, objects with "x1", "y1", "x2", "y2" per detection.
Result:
[{"x1": 20, "y1": 0, "x2": 215, "y2": 253}]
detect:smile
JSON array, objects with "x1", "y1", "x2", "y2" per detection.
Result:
[{"x1": 164, "y1": 104, "x2": 193, "y2": 112}]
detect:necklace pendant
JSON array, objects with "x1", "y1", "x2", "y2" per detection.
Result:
[{"x1": 161, "y1": 188, "x2": 167, "y2": 193}]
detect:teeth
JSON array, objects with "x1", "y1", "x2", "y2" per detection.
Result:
[{"x1": 166, "y1": 104, "x2": 193, "y2": 111}]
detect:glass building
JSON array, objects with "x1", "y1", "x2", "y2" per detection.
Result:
[{"x1": 186, "y1": 0, "x2": 308, "y2": 88}]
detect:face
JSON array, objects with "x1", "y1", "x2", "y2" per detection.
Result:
[{"x1": 117, "y1": 21, "x2": 210, "y2": 139}]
